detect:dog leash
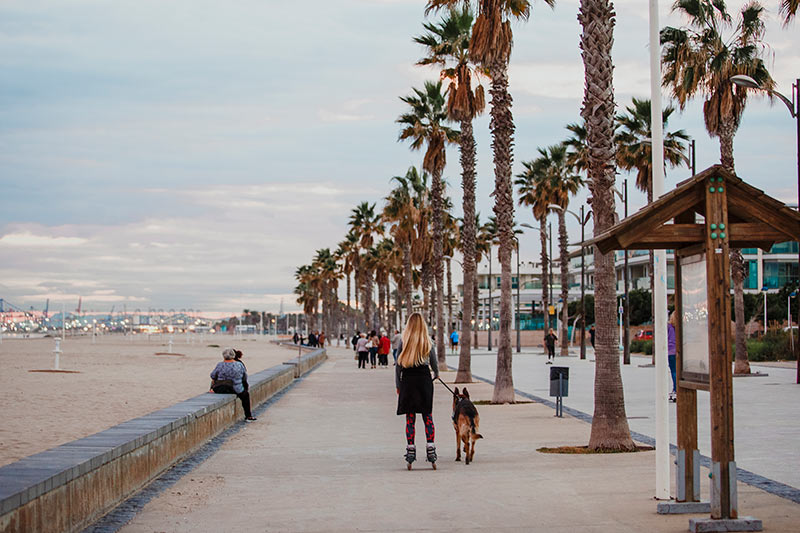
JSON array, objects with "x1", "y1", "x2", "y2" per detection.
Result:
[{"x1": 435, "y1": 376, "x2": 459, "y2": 398}]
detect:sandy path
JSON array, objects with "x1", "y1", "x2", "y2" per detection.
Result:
[{"x1": 0, "y1": 334, "x2": 296, "y2": 466}]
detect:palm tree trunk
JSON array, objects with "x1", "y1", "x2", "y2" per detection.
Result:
[
  {"x1": 403, "y1": 243, "x2": 413, "y2": 319},
  {"x1": 731, "y1": 249, "x2": 750, "y2": 374},
  {"x1": 346, "y1": 271, "x2": 352, "y2": 334},
  {"x1": 558, "y1": 210, "x2": 570, "y2": 356},
  {"x1": 422, "y1": 262, "x2": 432, "y2": 323},
  {"x1": 487, "y1": 63, "x2": 515, "y2": 404},
  {"x1": 364, "y1": 271, "x2": 373, "y2": 330},
  {"x1": 378, "y1": 279, "x2": 386, "y2": 332},
  {"x1": 447, "y1": 258, "x2": 453, "y2": 336},
  {"x1": 539, "y1": 217, "x2": 549, "y2": 332},
  {"x1": 457, "y1": 120, "x2": 476, "y2": 383},
  {"x1": 719, "y1": 121, "x2": 749, "y2": 372},
  {"x1": 579, "y1": 0, "x2": 635, "y2": 450},
  {"x1": 431, "y1": 166, "x2": 447, "y2": 368}
]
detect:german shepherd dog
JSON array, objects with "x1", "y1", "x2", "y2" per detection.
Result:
[{"x1": 452, "y1": 387, "x2": 483, "y2": 464}]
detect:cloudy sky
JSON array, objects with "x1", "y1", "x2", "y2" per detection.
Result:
[{"x1": 1, "y1": 0, "x2": 797, "y2": 315}]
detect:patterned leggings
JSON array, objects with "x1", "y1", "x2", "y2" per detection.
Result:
[{"x1": 405, "y1": 413, "x2": 435, "y2": 445}]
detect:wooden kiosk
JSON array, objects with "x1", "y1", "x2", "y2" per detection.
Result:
[{"x1": 591, "y1": 165, "x2": 800, "y2": 532}]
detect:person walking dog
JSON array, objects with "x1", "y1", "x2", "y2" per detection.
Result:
[{"x1": 396, "y1": 312, "x2": 439, "y2": 469}]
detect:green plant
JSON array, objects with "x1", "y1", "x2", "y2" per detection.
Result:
[{"x1": 629, "y1": 339, "x2": 653, "y2": 355}]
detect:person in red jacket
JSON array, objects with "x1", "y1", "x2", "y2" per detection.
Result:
[{"x1": 378, "y1": 330, "x2": 391, "y2": 367}]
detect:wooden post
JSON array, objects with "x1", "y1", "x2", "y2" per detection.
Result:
[
  {"x1": 704, "y1": 176, "x2": 736, "y2": 519},
  {"x1": 674, "y1": 209, "x2": 701, "y2": 504}
]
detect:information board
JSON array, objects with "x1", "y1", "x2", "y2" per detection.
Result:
[{"x1": 680, "y1": 253, "x2": 709, "y2": 383}]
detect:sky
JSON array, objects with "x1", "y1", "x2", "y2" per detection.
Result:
[{"x1": 1, "y1": 0, "x2": 798, "y2": 316}]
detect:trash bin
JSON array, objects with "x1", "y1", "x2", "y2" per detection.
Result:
[{"x1": 549, "y1": 366, "x2": 569, "y2": 397}]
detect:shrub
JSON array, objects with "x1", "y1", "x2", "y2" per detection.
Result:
[
  {"x1": 733, "y1": 330, "x2": 794, "y2": 361},
  {"x1": 630, "y1": 339, "x2": 653, "y2": 355}
]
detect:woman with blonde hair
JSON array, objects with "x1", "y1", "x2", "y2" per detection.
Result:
[{"x1": 395, "y1": 312, "x2": 439, "y2": 469}]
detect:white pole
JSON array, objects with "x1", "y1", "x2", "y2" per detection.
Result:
[
  {"x1": 618, "y1": 301, "x2": 624, "y2": 350},
  {"x1": 763, "y1": 291, "x2": 767, "y2": 334},
  {"x1": 62, "y1": 303, "x2": 66, "y2": 342},
  {"x1": 53, "y1": 337, "x2": 62, "y2": 370},
  {"x1": 649, "y1": 0, "x2": 670, "y2": 501},
  {"x1": 92, "y1": 320, "x2": 96, "y2": 344},
  {"x1": 168, "y1": 335, "x2": 173, "y2": 354}
]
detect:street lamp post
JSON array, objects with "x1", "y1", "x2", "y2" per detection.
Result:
[
  {"x1": 790, "y1": 291, "x2": 797, "y2": 353},
  {"x1": 731, "y1": 74, "x2": 799, "y2": 383},
  {"x1": 549, "y1": 221, "x2": 553, "y2": 331},
  {"x1": 488, "y1": 248, "x2": 492, "y2": 351},
  {"x1": 521, "y1": 222, "x2": 551, "y2": 339},
  {"x1": 516, "y1": 238, "x2": 521, "y2": 353},
  {"x1": 611, "y1": 182, "x2": 631, "y2": 364},
  {"x1": 762, "y1": 286, "x2": 768, "y2": 334}
]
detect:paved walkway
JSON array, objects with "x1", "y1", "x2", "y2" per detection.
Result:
[
  {"x1": 115, "y1": 347, "x2": 798, "y2": 533},
  {"x1": 453, "y1": 346, "x2": 800, "y2": 490}
]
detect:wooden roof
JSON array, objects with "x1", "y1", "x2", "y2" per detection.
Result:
[{"x1": 589, "y1": 165, "x2": 800, "y2": 254}]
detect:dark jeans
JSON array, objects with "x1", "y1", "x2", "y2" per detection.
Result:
[
  {"x1": 547, "y1": 344, "x2": 555, "y2": 358},
  {"x1": 379, "y1": 353, "x2": 388, "y2": 366},
  {"x1": 358, "y1": 351, "x2": 368, "y2": 368},
  {"x1": 392, "y1": 348, "x2": 399, "y2": 364},
  {"x1": 237, "y1": 390, "x2": 252, "y2": 418},
  {"x1": 369, "y1": 347, "x2": 378, "y2": 366}
]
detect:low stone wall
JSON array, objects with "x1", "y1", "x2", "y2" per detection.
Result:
[{"x1": 0, "y1": 347, "x2": 326, "y2": 533}]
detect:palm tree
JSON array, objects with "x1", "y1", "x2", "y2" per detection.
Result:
[
  {"x1": 397, "y1": 80, "x2": 459, "y2": 367},
  {"x1": 383, "y1": 168, "x2": 420, "y2": 319},
  {"x1": 662, "y1": 0, "x2": 775, "y2": 375},
  {"x1": 542, "y1": 145, "x2": 584, "y2": 356},
  {"x1": 336, "y1": 231, "x2": 359, "y2": 334},
  {"x1": 780, "y1": 0, "x2": 798, "y2": 24},
  {"x1": 349, "y1": 202, "x2": 384, "y2": 329},
  {"x1": 294, "y1": 264, "x2": 319, "y2": 331},
  {"x1": 429, "y1": 0, "x2": 555, "y2": 404},
  {"x1": 616, "y1": 97, "x2": 689, "y2": 352},
  {"x1": 579, "y1": 0, "x2": 635, "y2": 449},
  {"x1": 442, "y1": 195, "x2": 459, "y2": 338},
  {"x1": 416, "y1": 6, "x2": 485, "y2": 382},
  {"x1": 516, "y1": 151, "x2": 555, "y2": 335}
]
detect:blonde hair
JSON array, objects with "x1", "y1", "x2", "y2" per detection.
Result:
[{"x1": 397, "y1": 313, "x2": 432, "y2": 368}]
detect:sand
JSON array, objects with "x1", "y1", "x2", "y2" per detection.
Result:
[{"x1": 0, "y1": 334, "x2": 297, "y2": 467}]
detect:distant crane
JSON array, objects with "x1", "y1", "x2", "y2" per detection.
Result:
[
  {"x1": 108, "y1": 305, "x2": 115, "y2": 322},
  {"x1": 44, "y1": 299, "x2": 49, "y2": 318},
  {"x1": 76, "y1": 297, "x2": 82, "y2": 315}
]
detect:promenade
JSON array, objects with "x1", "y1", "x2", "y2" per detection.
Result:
[{"x1": 101, "y1": 346, "x2": 798, "y2": 533}]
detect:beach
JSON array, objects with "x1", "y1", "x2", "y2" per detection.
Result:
[{"x1": 0, "y1": 334, "x2": 294, "y2": 467}]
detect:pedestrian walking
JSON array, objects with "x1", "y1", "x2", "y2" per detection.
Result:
[
  {"x1": 391, "y1": 329, "x2": 402, "y2": 365},
  {"x1": 667, "y1": 311, "x2": 677, "y2": 402},
  {"x1": 352, "y1": 331, "x2": 360, "y2": 352},
  {"x1": 589, "y1": 325, "x2": 595, "y2": 349},
  {"x1": 395, "y1": 312, "x2": 439, "y2": 469},
  {"x1": 449, "y1": 330, "x2": 459, "y2": 354},
  {"x1": 368, "y1": 330, "x2": 379, "y2": 369},
  {"x1": 545, "y1": 328, "x2": 557, "y2": 364},
  {"x1": 378, "y1": 330, "x2": 391, "y2": 367},
  {"x1": 355, "y1": 333, "x2": 369, "y2": 369}
]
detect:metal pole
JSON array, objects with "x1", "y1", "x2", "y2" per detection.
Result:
[
  {"x1": 623, "y1": 179, "x2": 631, "y2": 365},
  {"x1": 516, "y1": 241, "x2": 521, "y2": 353},
  {"x1": 764, "y1": 290, "x2": 768, "y2": 334},
  {"x1": 580, "y1": 206, "x2": 587, "y2": 360},
  {"x1": 488, "y1": 251, "x2": 493, "y2": 350},
  {"x1": 691, "y1": 139, "x2": 696, "y2": 177},
  {"x1": 795, "y1": 79, "x2": 800, "y2": 384},
  {"x1": 549, "y1": 222, "x2": 553, "y2": 332},
  {"x1": 649, "y1": 0, "x2": 670, "y2": 500}
]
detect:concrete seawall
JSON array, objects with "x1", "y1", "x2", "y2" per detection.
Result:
[{"x1": 0, "y1": 347, "x2": 326, "y2": 533}]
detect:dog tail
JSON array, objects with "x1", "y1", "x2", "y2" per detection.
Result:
[{"x1": 470, "y1": 419, "x2": 483, "y2": 439}]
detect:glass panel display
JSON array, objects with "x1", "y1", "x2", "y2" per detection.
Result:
[{"x1": 680, "y1": 253, "x2": 709, "y2": 378}]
